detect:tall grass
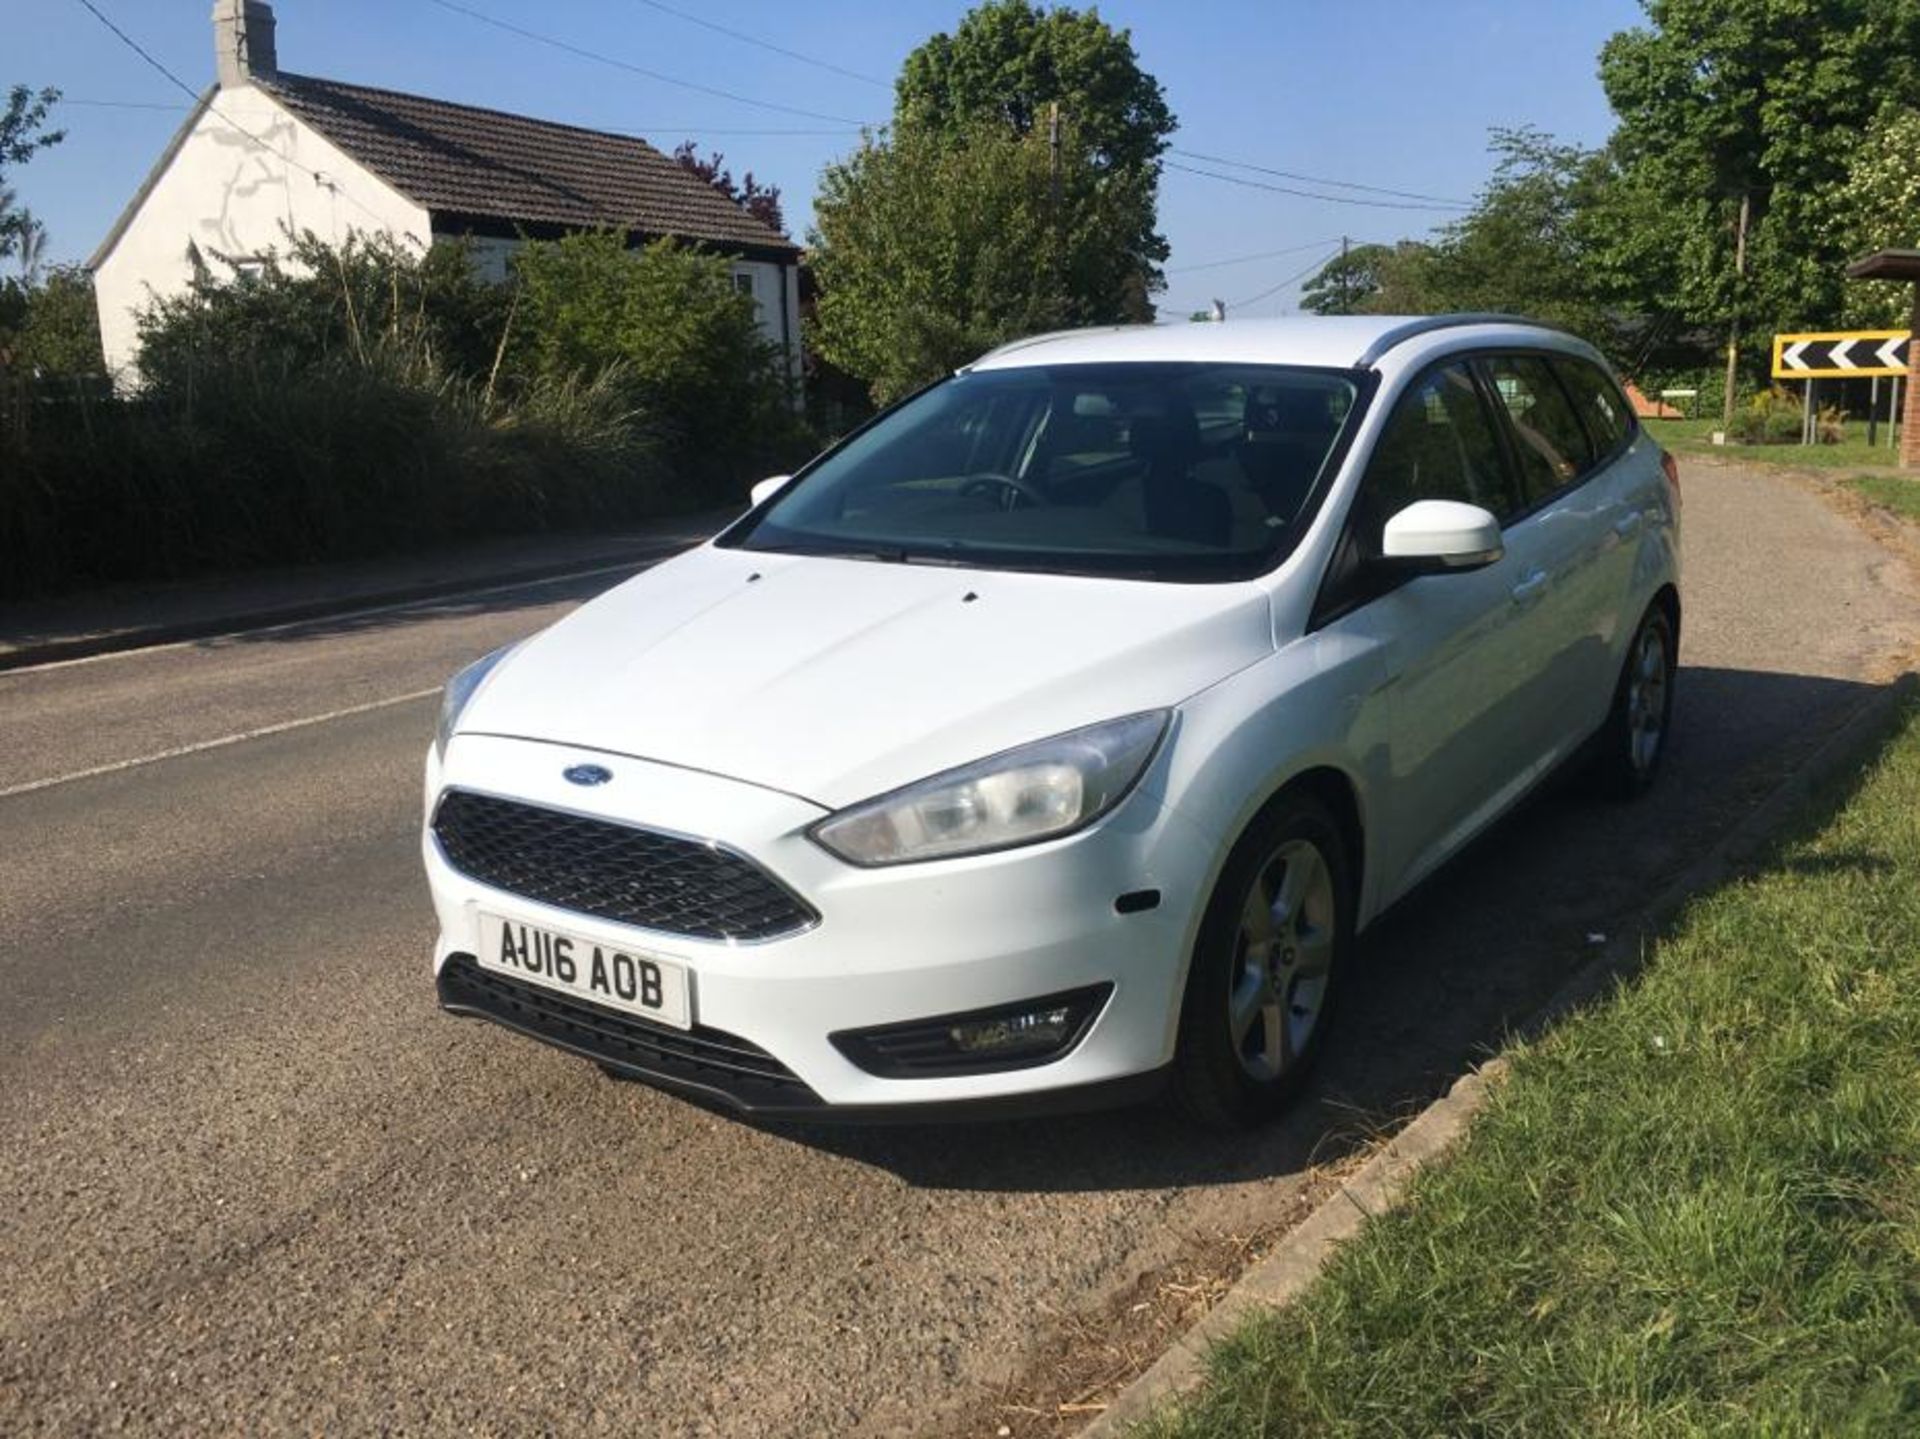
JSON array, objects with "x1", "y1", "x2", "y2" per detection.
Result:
[{"x1": 0, "y1": 341, "x2": 677, "y2": 600}]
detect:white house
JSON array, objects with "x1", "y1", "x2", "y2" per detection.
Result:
[{"x1": 91, "y1": 0, "x2": 804, "y2": 386}]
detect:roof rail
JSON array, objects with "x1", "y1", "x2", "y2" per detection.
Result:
[
  {"x1": 1354, "y1": 312, "x2": 1563, "y2": 368},
  {"x1": 960, "y1": 322, "x2": 1149, "y2": 373}
]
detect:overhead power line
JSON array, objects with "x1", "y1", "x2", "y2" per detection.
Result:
[
  {"x1": 61, "y1": 97, "x2": 188, "y2": 110},
  {"x1": 1227, "y1": 245, "x2": 1345, "y2": 312},
  {"x1": 1166, "y1": 160, "x2": 1473, "y2": 213},
  {"x1": 629, "y1": 0, "x2": 891, "y2": 88},
  {"x1": 1167, "y1": 236, "x2": 1346, "y2": 275},
  {"x1": 1171, "y1": 147, "x2": 1474, "y2": 207},
  {"x1": 423, "y1": 0, "x2": 878, "y2": 127}
]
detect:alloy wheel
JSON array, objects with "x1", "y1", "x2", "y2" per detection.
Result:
[{"x1": 1227, "y1": 838, "x2": 1336, "y2": 1083}]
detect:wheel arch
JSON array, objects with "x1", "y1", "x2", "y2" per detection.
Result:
[{"x1": 1652, "y1": 582, "x2": 1681, "y2": 648}]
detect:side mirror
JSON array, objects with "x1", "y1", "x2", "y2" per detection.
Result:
[
  {"x1": 1379, "y1": 499, "x2": 1503, "y2": 574},
  {"x1": 749, "y1": 474, "x2": 790, "y2": 508}
]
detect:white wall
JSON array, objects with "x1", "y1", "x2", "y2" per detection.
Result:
[
  {"x1": 731, "y1": 259, "x2": 804, "y2": 403},
  {"x1": 92, "y1": 84, "x2": 430, "y2": 380}
]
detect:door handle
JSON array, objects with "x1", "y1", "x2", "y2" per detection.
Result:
[
  {"x1": 1612, "y1": 511, "x2": 1644, "y2": 540},
  {"x1": 1510, "y1": 569, "x2": 1550, "y2": 606}
]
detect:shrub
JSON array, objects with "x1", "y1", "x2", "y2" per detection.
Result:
[
  {"x1": 509, "y1": 231, "x2": 801, "y2": 489},
  {"x1": 0, "y1": 266, "x2": 104, "y2": 377},
  {"x1": 0, "y1": 339, "x2": 674, "y2": 599},
  {"x1": 135, "y1": 231, "x2": 509, "y2": 389},
  {"x1": 1732, "y1": 386, "x2": 1807, "y2": 445}
]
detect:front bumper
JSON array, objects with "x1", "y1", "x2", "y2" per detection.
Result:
[{"x1": 424, "y1": 734, "x2": 1210, "y2": 1113}]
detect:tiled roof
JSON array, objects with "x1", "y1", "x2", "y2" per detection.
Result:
[{"x1": 263, "y1": 72, "x2": 795, "y2": 253}]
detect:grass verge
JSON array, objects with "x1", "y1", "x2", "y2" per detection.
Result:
[
  {"x1": 1644, "y1": 416, "x2": 1902, "y2": 471},
  {"x1": 1142, "y1": 696, "x2": 1920, "y2": 1438},
  {"x1": 1651, "y1": 414, "x2": 1904, "y2": 470},
  {"x1": 1849, "y1": 473, "x2": 1920, "y2": 524}
]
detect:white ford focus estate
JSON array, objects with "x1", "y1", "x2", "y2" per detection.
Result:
[{"x1": 423, "y1": 315, "x2": 1679, "y2": 1127}]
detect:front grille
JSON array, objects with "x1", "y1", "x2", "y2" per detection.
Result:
[
  {"x1": 431, "y1": 789, "x2": 816, "y2": 942},
  {"x1": 438, "y1": 954, "x2": 820, "y2": 1108}
]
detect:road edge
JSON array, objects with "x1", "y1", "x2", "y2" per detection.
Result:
[
  {"x1": 0, "y1": 534, "x2": 718, "y2": 674},
  {"x1": 1081, "y1": 669, "x2": 1919, "y2": 1438}
]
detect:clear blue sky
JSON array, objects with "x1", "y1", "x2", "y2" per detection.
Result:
[{"x1": 14, "y1": 0, "x2": 1647, "y2": 315}]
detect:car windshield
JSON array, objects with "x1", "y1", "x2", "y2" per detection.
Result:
[{"x1": 724, "y1": 362, "x2": 1362, "y2": 581}]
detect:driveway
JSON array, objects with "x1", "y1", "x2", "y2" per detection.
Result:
[{"x1": 2, "y1": 460, "x2": 1915, "y2": 1435}]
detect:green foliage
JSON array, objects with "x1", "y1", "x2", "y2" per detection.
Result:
[
  {"x1": 0, "y1": 339, "x2": 667, "y2": 599},
  {"x1": 1731, "y1": 385, "x2": 1808, "y2": 444},
  {"x1": 1827, "y1": 106, "x2": 1920, "y2": 326},
  {"x1": 1299, "y1": 241, "x2": 1436, "y2": 317},
  {"x1": 1421, "y1": 127, "x2": 1624, "y2": 345},
  {"x1": 2, "y1": 229, "x2": 816, "y2": 596},
  {"x1": 806, "y1": 0, "x2": 1175, "y2": 400},
  {"x1": 509, "y1": 231, "x2": 796, "y2": 477},
  {"x1": 1598, "y1": 0, "x2": 1920, "y2": 341},
  {"x1": 1, "y1": 85, "x2": 63, "y2": 263},
  {"x1": 895, "y1": 0, "x2": 1173, "y2": 178},
  {"x1": 0, "y1": 266, "x2": 104, "y2": 375},
  {"x1": 810, "y1": 120, "x2": 1155, "y2": 402},
  {"x1": 136, "y1": 231, "x2": 509, "y2": 390}
]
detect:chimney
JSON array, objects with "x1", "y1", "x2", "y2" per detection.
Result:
[{"x1": 212, "y1": 0, "x2": 277, "y2": 89}]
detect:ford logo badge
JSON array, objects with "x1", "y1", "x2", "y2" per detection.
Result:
[{"x1": 563, "y1": 763, "x2": 613, "y2": 787}]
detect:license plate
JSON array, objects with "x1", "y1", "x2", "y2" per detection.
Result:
[{"x1": 477, "y1": 912, "x2": 691, "y2": 1030}]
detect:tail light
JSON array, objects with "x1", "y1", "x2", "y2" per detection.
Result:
[{"x1": 1660, "y1": 449, "x2": 1681, "y2": 508}]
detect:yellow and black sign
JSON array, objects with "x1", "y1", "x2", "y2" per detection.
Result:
[{"x1": 1772, "y1": 330, "x2": 1910, "y2": 378}]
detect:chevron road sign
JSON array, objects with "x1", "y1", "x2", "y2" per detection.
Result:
[{"x1": 1772, "y1": 330, "x2": 1911, "y2": 378}]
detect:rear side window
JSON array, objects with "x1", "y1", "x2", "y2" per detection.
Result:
[
  {"x1": 1355, "y1": 361, "x2": 1521, "y2": 548},
  {"x1": 1552, "y1": 356, "x2": 1634, "y2": 456},
  {"x1": 1485, "y1": 355, "x2": 1593, "y2": 504}
]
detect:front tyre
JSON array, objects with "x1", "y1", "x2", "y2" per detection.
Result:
[
  {"x1": 1172, "y1": 793, "x2": 1354, "y2": 1130},
  {"x1": 1591, "y1": 603, "x2": 1676, "y2": 801}
]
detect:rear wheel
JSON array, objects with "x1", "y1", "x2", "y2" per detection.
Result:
[
  {"x1": 1172, "y1": 793, "x2": 1354, "y2": 1129},
  {"x1": 1591, "y1": 603, "x2": 1676, "y2": 800}
]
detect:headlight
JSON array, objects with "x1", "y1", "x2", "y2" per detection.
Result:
[
  {"x1": 435, "y1": 644, "x2": 517, "y2": 758},
  {"x1": 809, "y1": 711, "x2": 1169, "y2": 866}
]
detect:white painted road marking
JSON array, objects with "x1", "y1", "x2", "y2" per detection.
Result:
[
  {"x1": 0, "y1": 688, "x2": 440, "y2": 800},
  {"x1": 3, "y1": 558, "x2": 653, "y2": 677}
]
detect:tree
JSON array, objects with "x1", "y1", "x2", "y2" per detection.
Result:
[
  {"x1": 1420, "y1": 128, "x2": 1619, "y2": 344},
  {"x1": 1597, "y1": 0, "x2": 1920, "y2": 341},
  {"x1": 672, "y1": 142, "x2": 786, "y2": 236},
  {"x1": 0, "y1": 266, "x2": 103, "y2": 375},
  {"x1": 1826, "y1": 107, "x2": 1920, "y2": 325},
  {"x1": 892, "y1": 0, "x2": 1173, "y2": 296},
  {"x1": 1300, "y1": 242, "x2": 1436, "y2": 316},
  {"x1": 509, "y1": 230, "x2": 792, "y2": 476},
  {"x1": 1, "y1": 86, "x2": 63, "y2": 263},
  {"x1": 809, "y1": 119, "x2": 1154, "y2": 402}
]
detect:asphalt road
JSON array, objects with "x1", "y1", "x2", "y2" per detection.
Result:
[{"x1": 4, "y1": 462, "x2": 1916, "y2": 1436}]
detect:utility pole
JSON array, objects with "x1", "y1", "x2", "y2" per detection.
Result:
[
  {"x1": 1047, "y1": 102, "x2": 1062, "y2": 219},
  {"x1": 1721, "y1": 190, "x2": 1750, "y2": 433},
  {"x1": 1339, "y1": 235, "x2": 1350, "y2": 314},
  {"x1": 1047, "y1": 101, "x2": 1064, "y2": 303}
]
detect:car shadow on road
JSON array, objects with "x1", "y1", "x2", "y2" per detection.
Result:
[{"x1": 758, "y1": 665, "x2": 1893, "y2": 1194}]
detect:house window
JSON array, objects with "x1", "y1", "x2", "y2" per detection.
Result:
[{"x1": 733, "y1": 269, "x2": 764, "y2": 322}]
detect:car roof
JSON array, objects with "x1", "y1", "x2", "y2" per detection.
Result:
[{"x1": 965, "y1": 314, "x2": 1597, "y2": 374}]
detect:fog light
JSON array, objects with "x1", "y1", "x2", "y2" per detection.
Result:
[
  {"x1": 831, "y1": 984, "x2": 1113, "y2": 1078},
  {"x1": 949, "y1": 1004, "x2": 1075, "y2": 1056}
]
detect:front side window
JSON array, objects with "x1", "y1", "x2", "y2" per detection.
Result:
[
  {"x1": 1486, "y1": 355, "x2": 1594, "y2": 504},
  {"x1": 1351, "y1": 361, "x2": 1518, "y2": 551},
  {"x1": 727, "y1": 363, "x2": 1361, "y2": 580}
]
